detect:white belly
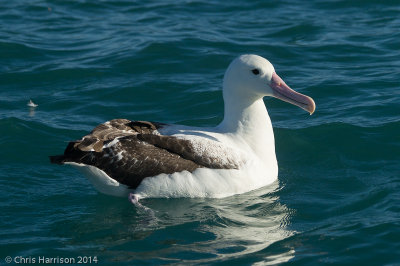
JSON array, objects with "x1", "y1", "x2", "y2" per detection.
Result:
[{"x1": 67, "y1": 157, "x2": 278, "y2": 199}]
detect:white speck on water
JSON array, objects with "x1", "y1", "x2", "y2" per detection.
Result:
[{"x1": 27, "y1": 99, "x2": 38, "y2": 108}]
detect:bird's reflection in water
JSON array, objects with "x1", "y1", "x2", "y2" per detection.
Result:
[
  {"x1": 29, "y1": 107, "x2": 36, "y2": 117},
  {"x1": 143, "y1": 181, "x2": 295, "y2": 264},
  {"x1": 61, "y1": 181, "x2": 295, "y2": 264}
]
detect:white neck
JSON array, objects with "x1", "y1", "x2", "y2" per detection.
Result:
[{"x1": 217, "y1": 92, "x2": 276, "y2": 163}]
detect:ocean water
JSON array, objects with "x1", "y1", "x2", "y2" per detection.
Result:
[{"x1": 1, "y1": 0, "x2": 399, "y2": 265}]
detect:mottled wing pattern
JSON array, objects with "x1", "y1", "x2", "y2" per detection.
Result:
[
  {"x1": 137, "y1": 134, "x2": 242, "y2": 169},
  {"x1": 50, "y1": 119, "x2": 239, "y2": 189}
]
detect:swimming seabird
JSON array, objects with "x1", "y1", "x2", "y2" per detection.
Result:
[
  {"x1": 27, "y1": 99, "x2": 38, "y2": 107},
  {"x1": 50, "y1": 54, "x2": 315, "y2": 202}
]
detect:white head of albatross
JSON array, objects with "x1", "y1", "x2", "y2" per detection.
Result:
[
  {"x1": 50, "y1": 54, "x2": 316, "y2": 201},
  {"x1": 220, "y1": 54, "x2": 315, "y2": 130},
  {"x1": 218, "y1": 55, "x2": 315, "y2": 162}
]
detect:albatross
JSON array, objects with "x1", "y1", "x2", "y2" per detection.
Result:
[{"x1": 50, "y1": 54, "x2": 315, "y2": 203}]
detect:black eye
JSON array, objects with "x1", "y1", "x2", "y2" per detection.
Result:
[{"x1": 252, "y1": 69, "x2": 260, "y2": 75}]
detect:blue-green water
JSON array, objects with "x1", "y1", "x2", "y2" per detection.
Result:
[{"x1": 1, "y1": 0, "x2": 399, "y2": 265}]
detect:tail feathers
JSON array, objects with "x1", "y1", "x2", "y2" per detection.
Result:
[{"x1": 49, "y1": 155, "x2": 66, "y2": 165}]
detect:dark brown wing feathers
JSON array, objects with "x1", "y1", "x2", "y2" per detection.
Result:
[{"x1": 50, "y1": 119, "x2": 233, "y2": 189}]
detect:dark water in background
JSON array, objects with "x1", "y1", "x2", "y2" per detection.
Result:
[{"x1": 1, "y1": 0, "x2": 399, "y2": 265}]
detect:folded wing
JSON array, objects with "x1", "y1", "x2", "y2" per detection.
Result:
[{"x1": 50, "y1": 119, "x2": 243, "y2": 189}]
